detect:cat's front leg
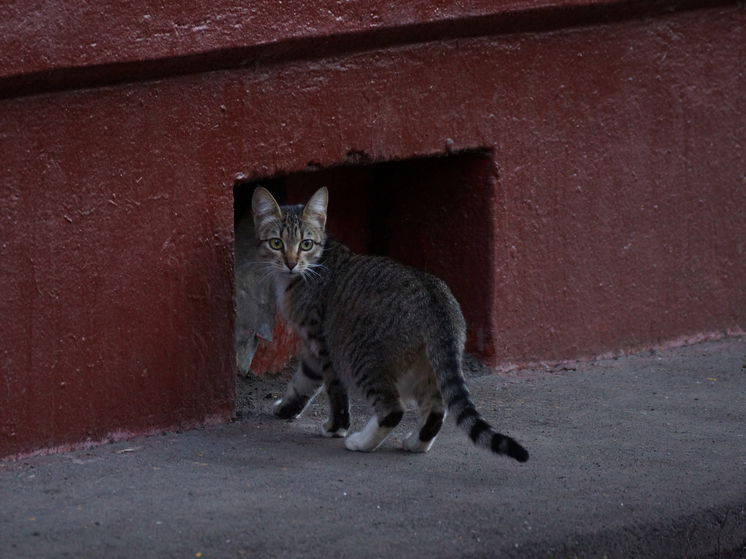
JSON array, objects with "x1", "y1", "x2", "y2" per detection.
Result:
[
  {"x1": 320, "y1": 375, "x2": 350, "y2": 438},
  {"x1": 272, "y1": 359, "x2": 323, "y2": 419}
]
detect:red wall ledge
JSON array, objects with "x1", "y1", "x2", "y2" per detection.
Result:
[
  {"x1": 1, "y1": 2, "x2": 745, "y2": 459},
  {"x1": 0, "y1": 0, "x2": 731, "y2": 99}
]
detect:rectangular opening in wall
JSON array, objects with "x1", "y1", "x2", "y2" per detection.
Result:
[{"x1": 233, "y1": 150, "x2": 497, "y2": 374}]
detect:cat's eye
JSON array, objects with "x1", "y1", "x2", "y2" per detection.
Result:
[
  {"x1": 299, "y1": 239, "x2": 314, "y2": 251},
  {"x1": 268, "y1": 238, "x2": 283, "y2": 250}
]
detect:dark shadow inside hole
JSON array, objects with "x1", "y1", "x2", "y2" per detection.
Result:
[{"x1": 233, "y1": 150, "x2": 496, "y2": 373}]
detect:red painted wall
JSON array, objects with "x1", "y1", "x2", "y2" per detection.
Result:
[
  {"x1": 1, "y1": 1, "x2": 744, "y2": 458},
  {"x1": 0, "y1": 87, "x2": 238, "y2": 457}
]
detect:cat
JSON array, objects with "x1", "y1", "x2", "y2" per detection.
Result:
[{"x1": 251, "y1": 186, "x2": 528, "y2": 462}]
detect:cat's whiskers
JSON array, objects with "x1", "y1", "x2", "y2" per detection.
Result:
[
  {"x1": 305, "y1": 262, "x2": 328, "y2": 277},
  {"x1": 259, "y1": 269, "x2": 280, "y2": 283},
  {"x1": 302, "y1": 264, "x2": 321, "y2": 276},
  {"x1": 237, "y1": 261, "x2": 292, "y2": 286},
  {"x1": 301, "y1": 262, "x2": 328, "y2": 284},
  {"x1": 300, "y1": 270, "x2": 319, "y2": 285},
  {"x1": 236, "y1": 260, "x2": 281, "y2": 271},
  {"x1": 242, "y1": 261, "x2": 284, "y2": 284}
]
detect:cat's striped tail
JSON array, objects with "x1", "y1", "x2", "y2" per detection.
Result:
[
  {"x1": 440, "y1": 370, "x2": 529, "y2": 463},
  {"x1": 426, "y1": 302, "x2": 529, "y2": 462},
  {"x1": 441, "y1": 375, "x2": 528, "y2": 462}
]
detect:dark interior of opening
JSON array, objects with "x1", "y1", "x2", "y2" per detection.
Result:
[{"x1": 233, "y1": 150, "x2": 496, "y2": 371}]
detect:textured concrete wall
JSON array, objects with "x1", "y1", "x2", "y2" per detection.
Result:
[{"x1": 1, "y1": 1, "x2": 744, "y2": 458}]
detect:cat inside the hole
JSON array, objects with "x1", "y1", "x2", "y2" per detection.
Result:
[{"x1": 252, "y1": 186, "x2": 528, "y2": 462}]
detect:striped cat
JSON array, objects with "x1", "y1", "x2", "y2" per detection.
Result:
[{"x1": 252, "y1": 186, "x2": 528, "y2": 462}]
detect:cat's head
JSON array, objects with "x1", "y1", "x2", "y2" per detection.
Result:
[{"x1": 251, "y1": 186, "x2": 328, "y2": 280}]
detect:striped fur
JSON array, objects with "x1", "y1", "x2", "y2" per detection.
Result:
[{"x1": 252, "y1": 186, "x2": 528, "y2": 462}]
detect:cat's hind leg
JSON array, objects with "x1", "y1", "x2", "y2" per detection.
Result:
[
  {"x1": 343, "y1": 363, "x2": 405, "y2": 452},
  {"x1": 403, "y1": 404, "x2": 446, "y2": 453},
  {"x1": 402, "y1": 366, "x2": 446, "y2": 453},
  {"x1": 321, "y1": 375, "x2": 351, "y2": 438},
  {"x1": 272, "y1": 359, "x2": 323, "y2": 419},
  {"x1": 345, "y1": 405, "x2": 404, "y2": 452},
  {"x1": 344, "y1": 386, "x2": 404, "y2": 452}
]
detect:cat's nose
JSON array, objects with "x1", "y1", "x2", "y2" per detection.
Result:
[{"x1": 285, "y1": 260, "x2": 297, "y2": 271}]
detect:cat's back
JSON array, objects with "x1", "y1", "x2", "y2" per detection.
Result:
[
  {"x1": 324, "y1": 242, "x2": 435, "y2": 311},
  {"x1": 320, "y1": 241, "x2": 464, "y2": 352}
]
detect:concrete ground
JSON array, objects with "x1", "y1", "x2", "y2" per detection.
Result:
[{"x1": 1, "y1": 337, "x2": 745, "y2": 559}]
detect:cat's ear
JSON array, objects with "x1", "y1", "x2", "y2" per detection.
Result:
[
  {"x1": 301, "y1": 187, "x2": 328, "y2": 230},
  {"x1": 252, "y1": 187, "x2": 282, "y2": 227}
]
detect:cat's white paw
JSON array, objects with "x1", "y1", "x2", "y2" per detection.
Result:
[
  {"x1": 320, "y1": 421, "x2": 347, "y2": 438},
  {"x1": 403, "y1": 431, "x2": 434, "y2": 453},
  {"x1": 344, "y1": 431, "x2": 371, "y2": 452},
  {"x1": 344, "y1": 416, "x2": 390, "y2": 452},
  {"x1": 273, "y1": 398, "x2": 300, "y2": 418},
  {"x1": 271, "y1": 398, "x2": 284, "y2": 416}
]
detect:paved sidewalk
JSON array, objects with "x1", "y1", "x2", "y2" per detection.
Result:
[{"x1": 1, "y1": 338, "x2": 745, "y2": 559}]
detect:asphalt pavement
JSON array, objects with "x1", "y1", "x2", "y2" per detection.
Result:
[{"x1": 1, "y1": 337, "x2": 745, "y2": 559}]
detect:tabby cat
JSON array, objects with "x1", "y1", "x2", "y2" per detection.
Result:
[{"x1": 251, "y1": 186, "x2": 528, "y2": 462}]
